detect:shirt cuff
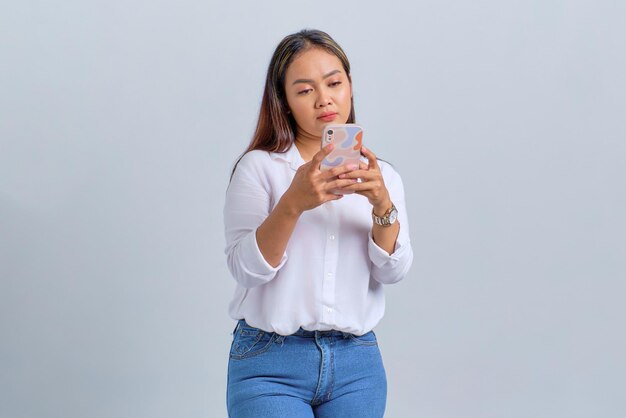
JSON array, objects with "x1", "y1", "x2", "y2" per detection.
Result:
[
  {"x1": 241, "y1": 227, "x2": 288, "y2": 275},
  {"x1": 367, "y1": 229, "x2": 408, "y2": 268}
]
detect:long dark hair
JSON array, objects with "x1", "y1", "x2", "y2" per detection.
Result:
[{"x1": 230, "y1": 29, "x2": 355, "y2": 179}]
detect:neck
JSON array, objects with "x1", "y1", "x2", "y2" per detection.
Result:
[{"x1": 294, "y1": 132, "x2": 320, "y2": 162}]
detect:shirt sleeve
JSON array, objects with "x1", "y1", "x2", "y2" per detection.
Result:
[
  {"x1": 224, "y1": 152, "x2": 287, "y2": 288},
  {"x1": 368, "y1": 164, "x2": 414, "y2": 284}
]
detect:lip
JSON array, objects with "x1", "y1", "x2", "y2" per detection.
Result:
[{"x1": 317, "y1": 112, "x2": 338, "y2": 122}]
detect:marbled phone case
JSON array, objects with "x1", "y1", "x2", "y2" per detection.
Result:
[{"x1": 320, "y1": 124, "x2": 363, "y2": 171}]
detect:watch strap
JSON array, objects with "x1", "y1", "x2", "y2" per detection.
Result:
[{"x1": 372, "y1": 203, "x2": 397, "y2": 226}]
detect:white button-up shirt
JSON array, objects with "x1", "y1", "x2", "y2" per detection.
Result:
[{"x1": 224, "y1": 145, "x2": 413, "y2": 336}]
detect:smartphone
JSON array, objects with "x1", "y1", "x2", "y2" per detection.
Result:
[{"x1": 320, "y1": 124, "x2": 363, "y2": 172}]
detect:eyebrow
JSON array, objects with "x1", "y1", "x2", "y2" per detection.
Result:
[{"x1": 291, "y1": 69, "x2": 342, "y2": 86}]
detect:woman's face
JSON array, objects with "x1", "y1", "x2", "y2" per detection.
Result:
[{"x1": 283, "y1": 47, "x2": 352, "y2": 139}]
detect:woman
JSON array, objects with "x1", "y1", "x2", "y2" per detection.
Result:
[{"x1": 224, "y1": 29, "x2": 413, "y2": 417}]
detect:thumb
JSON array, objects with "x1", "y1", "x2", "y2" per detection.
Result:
[{"x1": 312, "y1": 143, "x2": 334, "y2": 169}]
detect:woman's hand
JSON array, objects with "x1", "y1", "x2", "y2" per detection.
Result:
[
  {"x1": 337, "y1": 146, "x2": 399, "y2": 254},
  {"x1": 337, "y1": 146, "x2": 393, "y2": 214},
  {"x1": 256, "y1": 144, "x2": 358, "y2": 267},
  {"x1": 282, "y1": 144, "x2": 360, "y2": 214}
]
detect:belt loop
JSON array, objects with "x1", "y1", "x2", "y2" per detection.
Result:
[{"x1": 232, "y1": 319, "x2": 242, "y2": 335}]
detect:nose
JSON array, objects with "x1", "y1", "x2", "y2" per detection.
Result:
[{"x1": 315, "y1": 90, "x2": 332, "y2": 108}]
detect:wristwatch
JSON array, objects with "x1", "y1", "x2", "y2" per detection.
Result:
[{"x1": 372, "y1": 203, "x2": 398, "y2": 227}]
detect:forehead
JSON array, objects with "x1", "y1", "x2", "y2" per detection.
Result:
[{"x1": 285, "y1": 48, "x2": 344, "y2": 81}]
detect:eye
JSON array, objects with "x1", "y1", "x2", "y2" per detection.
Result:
[
  {"x1": 329, "y1": 81, "x2": 342, "y2": 87},
  {"x1": 297, "y1": 88, "x2": 313, "y2": 95}
]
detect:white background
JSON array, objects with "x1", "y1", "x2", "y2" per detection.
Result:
[{"x1": 1, "y1": 1, "x2": 625, "y2": 417}]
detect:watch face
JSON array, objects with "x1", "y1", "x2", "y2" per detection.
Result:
[{"x1": 389, "y1": 209, "x2": 398, "y2": 224}]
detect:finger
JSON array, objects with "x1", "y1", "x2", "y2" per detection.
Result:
[
  {"x1": 321, "y1": 163, "x2": 359, "y2": 180},
  {"x1": 327, "y1": 178, "x2": 359, "y2": 190},
  {"x1": 361, "y1": 146, "x2": 380, "y2": 170},
  {"x1": 328, "y1": 193, "x2": 344, "y2": 201},
  {"x1": 321, "y1": 191, "x2": 345, "y2": 202},
  {"x1": 312, "y1": 143, "x2": 335, "y2": 168},
  {"x1": 340, "y1": 179, "x2": 381, "y2": 193},
  {"x1": 337, "y1": 169, "x2": 375, "y2": 180}
]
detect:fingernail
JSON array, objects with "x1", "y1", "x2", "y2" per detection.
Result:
[{"x1": 347, "y1": 164, "x2": 358, "y2": 170}]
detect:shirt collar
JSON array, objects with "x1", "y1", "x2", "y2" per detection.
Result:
[{"x1": 269, "y1": 143, "x2": 305, "y2": 171}]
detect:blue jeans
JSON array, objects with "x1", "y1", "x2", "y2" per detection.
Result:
[{"x1": 227, "y1": 319, "x2": 387, "y2": 417}]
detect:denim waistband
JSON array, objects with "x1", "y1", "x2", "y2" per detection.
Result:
[{"x1": 238, "y1": 319, "x2": 352, "y2": 338}]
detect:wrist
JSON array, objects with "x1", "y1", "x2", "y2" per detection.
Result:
[
  {"x1": 277, "y1": 193, "x2": 304, "y2": 218},
  {"x1": 372, "y1": 200, "x2": 398, "y2": 227},
  {"x1": 372, "y1": 198, "x2": 393, "y2": 216}
]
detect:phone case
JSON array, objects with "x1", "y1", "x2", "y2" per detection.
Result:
[{"x1": 320, "y1": 124, "x2": 363, "y2": 171}]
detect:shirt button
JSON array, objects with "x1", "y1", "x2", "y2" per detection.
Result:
[
  {"x1": 327, "y1": 307, "x2": 333, "y2": 313},
  {"x1": 329, "y1": 235, "x2": 335, "y2": 240},
  {"x1": 327, "y1": 272, "x2": 333, "y2": 277}
]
